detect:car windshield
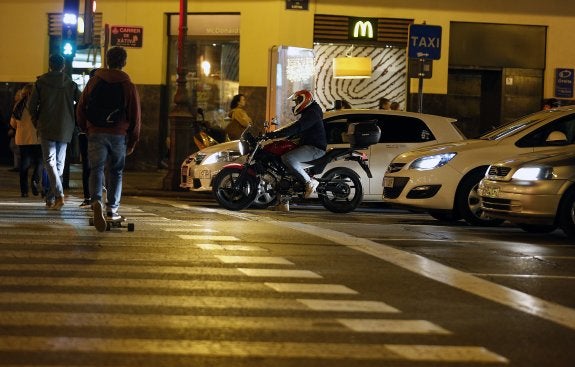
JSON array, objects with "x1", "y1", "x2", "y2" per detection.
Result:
[{"x1": 479, "y1": 110, "x2": 549, "y2": 141}]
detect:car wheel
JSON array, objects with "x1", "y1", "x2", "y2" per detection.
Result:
[
  {"x1": 455, "y1": 170, "x2": 505, "y2": 227},
  {"x1": 428, "y1": 211, "x2": 461, "y2": 222},
  {"x1": 517, "y1": 223, "x2": 557, "y2": 234},
  {"x1": 558, "y1": 188, "x2": 575, "y2": 239}
]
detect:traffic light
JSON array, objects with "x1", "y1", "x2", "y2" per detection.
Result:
[{"x1": 62, "y1": 0, "x2": 79, "y2": 57}]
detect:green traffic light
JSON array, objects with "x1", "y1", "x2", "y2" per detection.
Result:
[{"x1": 63, "y1": 42, "x2": 74, "y2": 56}]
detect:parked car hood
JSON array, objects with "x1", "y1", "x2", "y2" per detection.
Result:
[
  {"x1": 392, "y1": 139, "x2": 497, "y2": 161},
  {"x1": 490, "y1": 146, "x2": 575, "y2": 168}
]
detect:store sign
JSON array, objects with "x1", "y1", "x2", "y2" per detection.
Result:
[
  {"x1": 286, "y1": 0, "x2": 308, "y2": 10},
  {"x1": 110, "y1": 26, "x2": 143, "y2": 48},
  {"x1": 349, "y1": 18, "x2": 376, "y2": 40},
  {"x1": 169, "y1": 14, "x2": 240, "y2": 36},
  {"x1": 555, "y1": 68, "x2": 574, "y2": 98}
]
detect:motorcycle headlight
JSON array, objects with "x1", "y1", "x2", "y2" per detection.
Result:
[
  {"x1": 409, "y1": 153, "x2": 456, "y2": 170},
  {"x1": 512, "y1": 166, "x2": 553, "y2": 180}
]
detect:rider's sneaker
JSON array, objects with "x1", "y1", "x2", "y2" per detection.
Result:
[
  {"x1": 92, "y1": 201, "x2": 106, "y2": 232},
  {"x1": 270, "y1": 201, "x2": 289, "y2": 212},
  {"x1": 107, "y1": 212, "x2": 122, "y2": 221},
  {"x1": 304, "y1": 179, "x2": 319, "y2": 198}
]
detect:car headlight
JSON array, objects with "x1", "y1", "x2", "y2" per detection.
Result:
[
  {"x1": 202, "y1": 150, "x2": 240, "y2": 165},
  {"x1": 409, "y1": 153, "x2": 456, "y2": 170},
  {"x1": 512, "y1": 166, "x2": 553, "y2": 180}
]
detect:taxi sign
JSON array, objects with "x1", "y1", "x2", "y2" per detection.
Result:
[{"x1": 408, "y1": 24, "x2": 442, "y2": 60}]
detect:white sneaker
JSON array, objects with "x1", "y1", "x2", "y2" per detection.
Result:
[
  {"x1": 304, "y1": 179, "x2": 319, "y2": 198},
  {"x1": 271, "y1": 202, "x2": 289, "y2": 212},
  {"x1": 92, "y1": 201, "x2": 106, "y2": 232}
]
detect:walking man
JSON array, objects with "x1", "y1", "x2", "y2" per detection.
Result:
[
  {"x1": 28, "y1": 54, "x2": 81, "y2": 209},
  {"x1": 76, "y1": 46, "x2": 141, "y2": 232}
]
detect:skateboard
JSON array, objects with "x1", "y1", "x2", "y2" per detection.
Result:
[{"x1": 89, "y1": 216, "x2": 135, "y2": 231}]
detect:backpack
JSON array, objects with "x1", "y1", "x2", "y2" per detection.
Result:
[{"x1": 85, "y1": 79, "x2": 125, "y2": 127}]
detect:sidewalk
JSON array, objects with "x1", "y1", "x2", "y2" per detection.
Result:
[{"x1": 0, "y1": 164, "x2": 208, "y2": 200}]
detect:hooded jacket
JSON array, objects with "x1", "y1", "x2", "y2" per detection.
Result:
[
  {"x1": 76, "y1": 68, "x2": 141, "y2": 151},
  {"x1": 28, "y1": 71, "x2": 80, "y2": 143}
]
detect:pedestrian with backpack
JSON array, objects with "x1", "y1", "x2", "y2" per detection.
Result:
[{"x1": 76, "y1": 46, "x2": 141, "y2": 232}]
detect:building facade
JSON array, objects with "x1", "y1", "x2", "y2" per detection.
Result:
[{"x1": 1, "y1": 0, "x2": 574, "y2": 169}]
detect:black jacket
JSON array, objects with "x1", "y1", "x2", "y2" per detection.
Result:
[{"x1": 275, "y1": 101, "x2": 326, "y2": 150}]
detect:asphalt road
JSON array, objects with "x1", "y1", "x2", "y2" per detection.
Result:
[{"x1": 0, "y1": 167, "x2": 574, "y2": 366}]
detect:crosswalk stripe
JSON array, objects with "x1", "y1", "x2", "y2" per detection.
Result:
[
  {"x1": 179, "y1": 234, "x2": 239, "y2": 241},
  {"x1": 298, "y1": 299, "x2": 400, "y2": 313},
  {"x1": 0, "y1": 337, "x2": 508, "y2": 362},
  {"x1": 197, "y1": 243, "x2": 266, "y2": 251},
  {"x1": 163, "y1": 228, "x2": 218, "y2": 232},
  {"x1": 0, "y1": 251, "x2": 223, "y2": 262},
  {"x1": 216, "y1": 255, "x2": 294, "y2": 265},
  {"x1": 238, "y1": 268, "x2": 321, "y2": 278},
  {"x1": 265, "y1": 282, "x2": 358, "y2": 294},
  {"x1": 0, "y1": 293, "x2": 397, "y2": 313},
  {"x1": 338, "y1": 319, "x2": 451, "y2": 334},
  {"x1": 0, "y1": 264, "x2": 243, "y2": 276}
]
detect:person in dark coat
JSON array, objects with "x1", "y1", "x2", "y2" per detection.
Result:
[{"x1": 28, "y1": 54, "x2": 81, "y2": 209}]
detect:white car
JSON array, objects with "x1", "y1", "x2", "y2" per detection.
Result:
[
  {"x1": 383, "y1": 106, "x2": 575, "y2": 226},
  {"x1": 181, "y1": 109, "x2": 465, "y2": 205},
  {"x1": 478, "y1": 145, "x2": 575, "y2": 238}
]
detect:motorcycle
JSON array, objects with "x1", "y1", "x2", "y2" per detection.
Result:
[{"x1": 212, "y1": 122, "x2": 381, "y2": 213}]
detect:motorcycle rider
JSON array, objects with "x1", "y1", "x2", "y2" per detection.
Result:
[{"x1": 265, "y1": 89, "x2": 326, "y2": 212}]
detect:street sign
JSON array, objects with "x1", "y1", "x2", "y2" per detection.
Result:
[
  {"x1": 555, "y1": 68, "x2": 574, "y2": 98},
  {"x1": 110, "y1": 26, "x2": 143, "y2": 48},
  {"x1": 408, "y1": 58, "x2": 433, "y2": 79},
  {"x1": 408, "y1": 24, "x2": 442, "y2": 60}
]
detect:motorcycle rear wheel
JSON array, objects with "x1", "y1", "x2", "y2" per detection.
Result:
[
  {"x1": 319, "y1": 167, "x2": 363, "y2": 213},
  {"x1": 212, "y1": 167, "x2": 259, "y2": 211}
]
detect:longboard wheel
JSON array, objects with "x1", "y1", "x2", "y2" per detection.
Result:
[{"x1": 127, "y1": 223, "x2": 135, "y2": 232}]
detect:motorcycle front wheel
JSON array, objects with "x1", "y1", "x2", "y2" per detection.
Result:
[
  {"x1": 212, "y1": 167, "x2": 260, "y2": 211},
  {"x1": 319, "y1": 167, "x2": 363, "y2": 213}
]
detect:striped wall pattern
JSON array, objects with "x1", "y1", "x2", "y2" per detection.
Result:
[{"x1": 313, "y1": 44, "x2": 408, "y2": 110}]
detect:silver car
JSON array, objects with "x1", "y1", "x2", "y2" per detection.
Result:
[{"x1": 479, "y1": 143, "x2": 575, "y2": 238}]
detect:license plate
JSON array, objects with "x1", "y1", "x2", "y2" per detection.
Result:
[
  {"x1": 483, "y1": 186, "x2": 499, "y2": 198},
  {"x1": 383, "y1": 177, "x2": 394, "y2": 188},
  {"x1": 200, "y1": 169, "x2": 211, "y2": 179}
]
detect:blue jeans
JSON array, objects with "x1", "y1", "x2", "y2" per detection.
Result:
[
  {"x1": 40, "y1": 139, "x2": 67, "y2": 202},
  {"x1": 281, "y1": 145, "x2": 325, "y2": 183},
  {"x1": 88, "y1": 133, "x2": 127, "y2": 213}
]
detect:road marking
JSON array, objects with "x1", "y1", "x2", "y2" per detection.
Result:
[
  {"x1": 178, "y1": 234, "x2": 239, "y2": 241},
  {"x1": 298, "y1": 299, "x2": 400, "y2": 313},
  {"x1": 238, "y1": 268, "x2": 321, "y2": 278},
  {"x1": 0, "y1": 337, "x2": 508, "y2": 362},
  {"x1": 265, "y1": 282, "x2": 357, "y2": 294},
  {"x1": 0, "y1": 292, "x2": 392, "y2": 313},
  {"x1": 155, "y1": 201, "x2": 575, "y2": 331},
  {"x1": 471, "y1": 273, "x2": 575, "y2": 280},
  {"x1": 163, "y1": 228, "x2": 218, "y2": 232},
  {"x1": 216, "y1": 255, "x2": 294, "y2": 265},
  {"x1": 278, "y1": 221, "x2": 575, "y2": 331},
  {"x1": 338, "y1": 319, "x2": 451, "y2": 334},
  {"x1": 197, "y1": 243, "x2": 266, "y2": 251}
]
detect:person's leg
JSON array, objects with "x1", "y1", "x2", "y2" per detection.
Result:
[
  {"x1": 18, "y1": 145, "x2": 32, "y2": 196},
  {"x1": 40, "y1": 139, "x2": 58, "y2": 205},
  {"x1": 88, "y1": 134, "x2": 108, "y2": 205},
  {"x1": 79, "y1": 133, "x2": 91, "y2": 205},
  {"x1": 51, "y1": 141, "x2": 68, "y2": 208},
  {"x1": 30, "y1": 145, "x2": 43, "y2": 196},
  {"x1": 106, "y1": 135, "x2": 127, "y2": 215},
  {"x1": 281, "y1": 145, "x2": 325, "y2": 183}
]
